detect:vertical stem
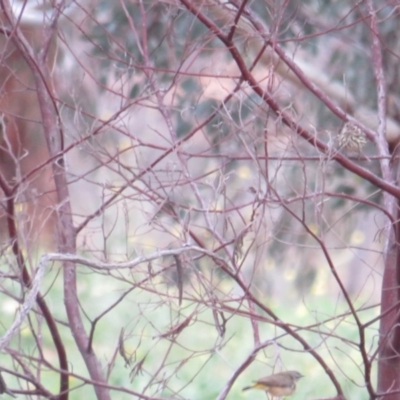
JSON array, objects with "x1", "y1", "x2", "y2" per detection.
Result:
[{"x1": 33, "y1": 57, "x2": 111, "y2": 400}]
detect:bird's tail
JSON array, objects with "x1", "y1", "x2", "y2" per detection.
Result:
[{"x1": 242, "y1": 386, "x2": 252, "y2": 391}]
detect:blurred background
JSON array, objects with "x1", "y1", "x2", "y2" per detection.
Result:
[{"x1": 0, "y1": 0, "x2": 397, "y2": 399}]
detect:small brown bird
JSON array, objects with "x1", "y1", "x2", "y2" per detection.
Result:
[
  {"x1": 337, "y1": 122, "x2": 367, "y2": 153},
  {"x1": 242, "y1": 370, "x2": 303, "y2": 398}
]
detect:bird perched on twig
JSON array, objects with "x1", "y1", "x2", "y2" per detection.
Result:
[
  {"x1": 242, "y1": 370, "x2": 304, "y2": 398},
  {"x1": 337, "y1": 122, "x2": 367, "y2": 153}
]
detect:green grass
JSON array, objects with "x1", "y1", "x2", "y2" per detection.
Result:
[{"x1": 0, "y1": 259, "x2": 379, "y2": 399}]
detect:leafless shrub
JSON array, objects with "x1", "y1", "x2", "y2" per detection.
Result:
[{"x1": 0, "y1": 1, "x2": 399, "y2": 399}]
